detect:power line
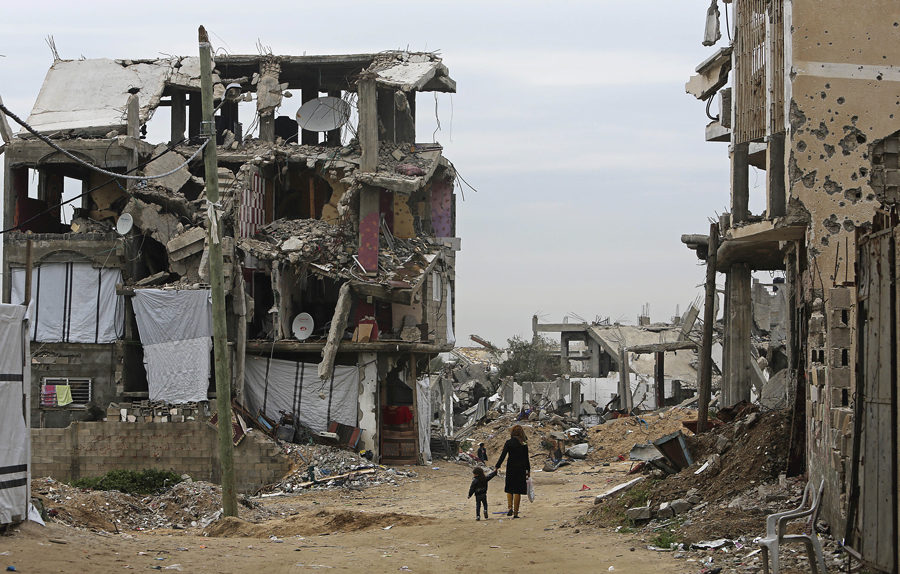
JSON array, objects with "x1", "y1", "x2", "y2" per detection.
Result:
[
  {"x1": 0, "y1": 101, "x2": 209, "y2": 181},
  {"x1": 0, "y1": 137, "x2": 199, "y2": 235}
]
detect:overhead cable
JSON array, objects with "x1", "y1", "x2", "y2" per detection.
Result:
[
  {"x1": 0, "y1": 137, "x2": 195, "y2": 236},
  {"x1": 0, "y1": 101, "x2": 210, "y2": 181}
]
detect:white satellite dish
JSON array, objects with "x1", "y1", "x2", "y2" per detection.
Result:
[
  {"x1": 116, "y1": 213, "x2": 134, "y2": 235},
  {"x1": 292, "y1": 312, "x2": 315, "y2": 340},
  {"x1": 295, "y1": 97, "x2": 351, "y2": 132}
]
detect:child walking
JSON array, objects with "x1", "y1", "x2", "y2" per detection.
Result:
[{"x1": 468, "y1": 466, "x2": 498, "y2": 520}]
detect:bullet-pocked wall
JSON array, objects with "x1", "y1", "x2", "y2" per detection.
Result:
[{"x1": 787, "y1": 0, "x2": 900, "y2": 537}]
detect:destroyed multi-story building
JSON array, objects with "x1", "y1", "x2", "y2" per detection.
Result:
[
  {"x1": 0, "y1": 48, "x2": 460, "y2": 467},
  {"x1": 683, "y1": 1, "x2": 900, "y2": 569}
]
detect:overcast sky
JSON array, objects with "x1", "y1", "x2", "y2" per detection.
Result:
[{"x1": 2, "y1": 1, "x2": 767, "y2": 347}]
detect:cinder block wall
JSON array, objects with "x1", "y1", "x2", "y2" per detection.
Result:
[{"x1": 31, "y1": 421, "x2": 292, "y2": 494}]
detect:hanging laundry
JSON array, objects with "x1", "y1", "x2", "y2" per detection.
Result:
[{"x1": 55, "y1": 385, "x2": 73, "y2": 407}]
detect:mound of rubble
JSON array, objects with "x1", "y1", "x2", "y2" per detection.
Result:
[
  {"x1": 259, "y1": 443, "x2": 418, "y2": 495},
  {"x1": 31, "y1": 477, "x2": 270, "y2": 533},
  {"x1": 580, "y1": 409, "x2": 849, "y2": 573}
]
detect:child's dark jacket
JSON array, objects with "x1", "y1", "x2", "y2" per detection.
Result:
[{"x1": 468, "y1": 469, "x2": 498, "y2": 498}]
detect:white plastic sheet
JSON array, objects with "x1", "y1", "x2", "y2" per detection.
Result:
[
  {"x1": 10, "y1": 264, "x2": 123, "y2": 343},
  {"x1": 416, "y1": 377, "x2": 432, "y2": 463},
  {"x1": 133, "y1": 289, "x2": 212, "y2": 403},
  {"x1": 142, "y1": 338, "x2": 212, "y2": 403},
  {"x1": 132, "y1": 289, "x2": 212, "y2": 344},
  {"x1": 244, "y1": 356, "x2": 358, "y2": 433},
  {"x1": 0, "y1": 304, "x2": 30, "y2": 524}
]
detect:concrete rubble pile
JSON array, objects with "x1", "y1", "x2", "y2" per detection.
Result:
[
  {"x1": 260, "y1": 443, "x2": 418, "y2": 495},
  {"x1": 32, "y1": 477, "x2": 269, "y2": 532}
]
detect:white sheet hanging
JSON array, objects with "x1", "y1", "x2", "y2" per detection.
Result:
[
  {"x1": 0, "y1": 304, "x2": 30, "y2": 525},
  {"x1": 10, "y1": 264, "x2": 123, "y2": 343},
  {"x1": 142, "y1": 338, "x2": 212, "y2": 403},
  {"x1": 132, "y1": 289, "x2": 212, "y2": 344},
  {"x1": 133, "y1": 289, "x2": 213, "y2": 404},
  {"x1": 416, "y1": 376, "x2": 432, "y2": 463},
  {"x1": 244, "y1": 356, "x2": 358, "y2": 433}
]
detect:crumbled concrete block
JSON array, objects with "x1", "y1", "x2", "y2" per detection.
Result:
[
  {"x1": 714, "y1": 435, "x2": 731, "y2": 454},
  {"x1": 625, "y1": 505, "x2": 651, "y2": 521},
  {"x1": 745, "y1": 412, "x2": 760, "y2": 427},
  {"x1": 167, "y1": 227, "x2": 207, "y2": 260},
  {"x1": 669, "y1": 499, "x2": 693, "y2": 514},
  {"x1": 657, "y1": 502, "x2": 674, "y2": 519}
]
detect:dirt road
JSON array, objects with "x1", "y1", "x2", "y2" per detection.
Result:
[{"x1": 2, "y1": 461, "x2": 693, "y2": 573}]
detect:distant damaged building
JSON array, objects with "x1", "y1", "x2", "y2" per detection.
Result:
[{"x1": 0, "y1": 49, "x2": 460, "y2": 466}]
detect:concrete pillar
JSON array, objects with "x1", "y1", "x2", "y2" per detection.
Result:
[
  {"x1": 560, "y1": 333, "x2": 571, "y2": 375},
  {"x1": 188, "y1": 92, "x2": 201, "y2": 140},
  {"x1": 723, "y1": 263, "x2": 753, "y2": 405},
  {"x1": 358, "y1": 73, "x2": 378, "y2": 173},
  {"x1": 767, "y1": 132, "x2": 786, "y2": 218},
  {"x1": 326, "y1": 91, "x2": 342, "y2": 147},
  {"x1": 732, "y1": 142, "x2": 750, "y2": 223},
  {"x1": 588, "y1": 339, "x2": 602, "y2": 378},
  {"x1": 655, "y1": 351, "x2": 665, "y2": 408},
  {"x1": 301, "y1": 84, "x2": 319, "y2": 146},
  {"x1": 358, "y1": 184, "x2": 380, "y2": 273},
  {"x1": 170, "y1": 89, "x2": 186, "y2": 144},
  {"x1": 358, "y1": 352, "x2": 378, "y2": 452}
]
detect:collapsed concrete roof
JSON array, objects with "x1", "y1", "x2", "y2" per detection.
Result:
[
  {"x1": 588, "y1": 325, "x2": 698, "y2": 382},
  {"x1": 23, "y1": 52, "x2": 456, "y2": 137}
]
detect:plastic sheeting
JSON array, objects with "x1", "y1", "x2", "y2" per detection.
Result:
[
  {"x1": 0, "y1": 304, "x2": 30, "y2": 525},
  {"x1": 133, "y1": 290, "x2": 212, "y2": 403},
  {"x1": 132, "y1": 290, "x2": 212, "y2": 344},
  {"x1": 10, "y1": 264, "x2": 123, "y2": 343},
  {"x1": 244, "y1": 357, "x2": 358, "y2": 433},
  {"x1": 142, "y1": 338, "x2": 212, "y2": 403},
  {"x1": 416, "y1": 377, "x2": 432, "y2": 463}
]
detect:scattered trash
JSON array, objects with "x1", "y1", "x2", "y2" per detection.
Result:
[
  {"x1": 693, "y1": 539, "x2": 731, "y2": 550},
  {"x1": 579, "y1": 484, "x2": 591, "y2": 491}
]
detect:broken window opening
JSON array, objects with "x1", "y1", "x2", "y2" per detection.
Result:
[
  {"x1": 11, "y1": 166, "x2": 93, "y2": 234},
  {"x1": 276, "y1": 166, "x2": 333, "y2": 221},
  {"x1": 144, "y1": 104, "x2": 171, "y2": 145},
  {"x1": 248, "y1": 268, "x2": 275, "y2": 340},
  {"x1": 298, "y1": 275, "x2": 343, "y2": 339}
]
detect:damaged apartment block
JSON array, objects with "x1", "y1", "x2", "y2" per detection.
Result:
[
  {"x1": 0, "y1": 48, "x2": 460, "y2": 471},
  {"x1": 683, "y1": 1, "x2": 900, "y2": 570}
]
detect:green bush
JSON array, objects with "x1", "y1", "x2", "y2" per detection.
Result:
[
  {"x1": 72, "y1": 468, "x2": 184, "y2": 494},
  {"x1": 650, "y1": 529, "x2": 682, "y2": 549}
]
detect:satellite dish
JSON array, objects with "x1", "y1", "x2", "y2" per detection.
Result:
[
  {"x1": 116, "y1": 213, "x2": 134, "y2": 235},
  {"x1": 292, "y1": 313, "x2": 314, "y2": 340},
  {"x1": 295, "y1": 97, "x2": 351, "y2": 132}
]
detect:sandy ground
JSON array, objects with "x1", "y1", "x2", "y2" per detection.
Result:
[{"x1": 0, "y1": 461, "x2": 695, "y2": 574}]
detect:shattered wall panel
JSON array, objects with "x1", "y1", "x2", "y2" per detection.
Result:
[
  {"x1": 431, "y1": 180, "x2": 452, "y2": 237},
  {"x1": 240, "y1": 166, "x2": 266, "y2": 238},
  {"x1": 25, "y1": 59, "x2": 171, "y2": 134}
]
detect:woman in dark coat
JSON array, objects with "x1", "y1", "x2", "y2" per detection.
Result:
[{"x1": 495, "y1": 424, "x2": 531, "y2": 518}]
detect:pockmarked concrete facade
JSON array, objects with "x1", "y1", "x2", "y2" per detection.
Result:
[{"x1": 683, "y1": 1, "x2": 900, "y2": 568}]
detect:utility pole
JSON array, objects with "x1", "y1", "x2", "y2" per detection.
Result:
[{"x1": 199, "y1": 25, "x2": 237, "y2": 518}]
